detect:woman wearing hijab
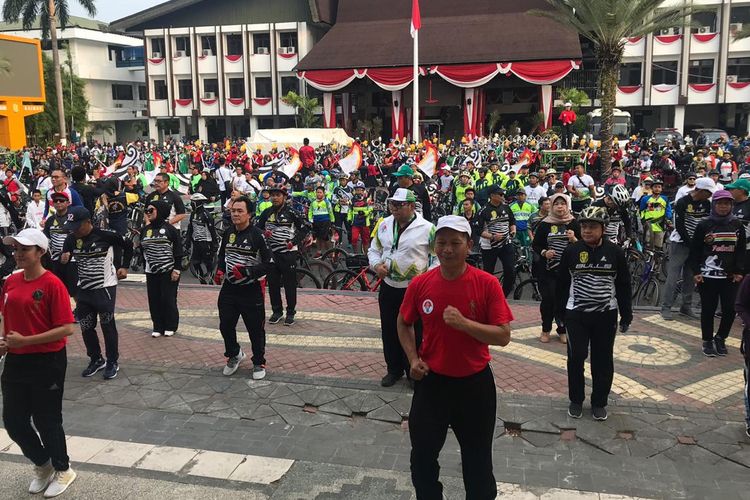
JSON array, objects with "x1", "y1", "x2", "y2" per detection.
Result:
[
  {"x1": 532, "y1": 193, "x2": 580, "y2": 344},
  {"x1": 141, "y1": 200, "x2": 185, "y2": 338},
  {"x1": 689, "y1": 190, "x2": 746, "y2": 357}
]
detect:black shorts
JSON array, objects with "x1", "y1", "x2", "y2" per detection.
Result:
[{"x1": 313, "y1": 221, "x2": 331, "y2": 241}]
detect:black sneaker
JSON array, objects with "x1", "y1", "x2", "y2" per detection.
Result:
[
  {"x1": 660, "y1": 308, "x2": 674, "y2": 321},
  {"x1": 81, "y1": 357, "x2": 105, "y2": 377},
  {"x1": 592, "y1": 406, "x2": 608, "y2": 421},
  {"x1": 702, "y1": 341, "x2": 717, "y2": 357},
  {"x1": 269, "y1": 312, "x2": 283, "y2": 324},
  {"x1": 567, "y1": 402, "x2": 583, "y2": 419},
  {"x1": 680, "y1": 307, "x2": 699, "y2": 320},
  {"x1": 714, "y1": 337, "x2": 728, "y2": 356},
  {"x1": 380, "y1": 373, "x2": 402, "y2": 387},
  {"x1": 284, "y1": 313, "x2": 295, "y2": 326},
  {"x1": 103, "y1": 362, "x2": 119, "y2": 380}
]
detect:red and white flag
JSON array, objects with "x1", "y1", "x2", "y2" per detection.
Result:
[{"x1": 410, "y1": 0, "x2": 421, "y2": 38}]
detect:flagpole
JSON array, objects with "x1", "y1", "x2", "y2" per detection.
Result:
[{"x1": 412, "y1": 29, "x2": 419, "y2": 143}]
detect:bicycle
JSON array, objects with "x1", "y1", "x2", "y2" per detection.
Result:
[
  {"x1": 632, "y1": 249, "x2": 661, "y2": 307},
  {"x1": 323, "y1": 254, "x2": 381, "y2": 292}
]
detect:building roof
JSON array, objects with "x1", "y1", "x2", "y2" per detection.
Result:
[
  {"x1": 0, "y1": 15, "x2": 109, "y2": 33},
  {"x1": 110, "y1": 0, "x2": 336, "y2": 32},
  {"x1": 296, "y1": 0, "x2": 581, "y2": 71}
]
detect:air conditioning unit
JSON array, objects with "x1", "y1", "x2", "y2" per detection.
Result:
[
  {"x1": 114, "y1": 103, "x2": 124, "y2": 108},
  {"x1": 727, "y1": 75, "x2": 739, "y2": 83},
  {"x1": 730, "y1": 23, "x2": 743, "y2": 35},
  {"x1": 660, "y1": 28, "x2": 678, "y2": 36},
  {"x1": 257, "y1": 46, "x2": 269, "y2": 54},
  {"x1": 698, "y1": 26, "x2": 712, "y2": 34},
  {"x1": 174, "y1": 50, "x2": 186, "y2": 58},
  {"x1": 151, "y1": 51, "x2": 162, "y2": 58},
  {"x1": 203, "y1": 91, "x2": 216, "y2": 99},
  {"x1": 202, "y1": 49, "x2": 213, "y2": 57},
  {"x1": 285, "y1": 46, "x2": 296, "y2": 54},
  {"x1": 278, "y1": 47, "x2": 289, "y2": 54}
]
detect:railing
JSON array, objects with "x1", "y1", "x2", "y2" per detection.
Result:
[
  {"x1": 556, "y1": 69, "x2": 600, "y2": 99},
  {"x1": 116, "y1": 58, "x2": 145, "y2": 68}
]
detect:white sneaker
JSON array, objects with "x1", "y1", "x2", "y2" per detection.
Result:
[
  {"x1": 252, "y1": 364, "x2": 266, "y2": 380},
  {"x1": 29, "y1": 461, "x2": 55, "y2": 494},
  {"x1": 164, "y1": 330, "x2": 175, "y2": 337},
  {"x1": 223, "y1": 350, "x2": 246, "y2": 376},
  {"x1": 151, "y1": 331, "x2": 161, "y2": 338},
  {"x1": 43, "y1": 468, "x2": 77, "y2": 498}
]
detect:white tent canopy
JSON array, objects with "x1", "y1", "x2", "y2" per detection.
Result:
[{"x1": 247, "y1": 128, "x2": 354, "y2": 151}]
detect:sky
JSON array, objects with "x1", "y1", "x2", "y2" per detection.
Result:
[{"x1": 0, "y1": 0, "x2": 168, "y2": 23}]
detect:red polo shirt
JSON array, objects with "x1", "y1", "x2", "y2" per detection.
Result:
[{"x1": 400, "y1": 265, "x2": 513, "y2": 377}]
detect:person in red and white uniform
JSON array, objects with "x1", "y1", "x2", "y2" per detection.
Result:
[
  {"x1": 558, "y1": 101, "x2": 577, "y2": 149},
  {"x1": 397, "y1": 215, "x2": 513, "y2": 500}
]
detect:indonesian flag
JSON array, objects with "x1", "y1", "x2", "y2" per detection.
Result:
[
  {"x1": 417, "y1": 140, "x2": 438, "y2": 178},
  {"x1": 338, "y1": 142, "x2": 363, "y2": 174},
  {"x1": 410, "y1": 0, "x2": 421, "y2": 38}
]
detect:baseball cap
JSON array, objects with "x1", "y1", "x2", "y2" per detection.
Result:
[
  {"x1": 713, "y1": 189, "x2": 733, "y2": 201},
  {"x1": 62, "y1": 206, "x2": 92, "y2": 231},
  {"x1": 695, "y1": 177, "x2": 717, "y2": 193},
  {"x1": 3, "y1": 228, "x2": 48, "y2": 252},
  {"x1": 435, "y1": 215, "x2": 472, "y2": 237},
  {"x1": 267, "y1": 186, "x2": 288, "y2": 195},
  {"x1": 392, "y1": 165, "x2": 415, "y2": 177},
  {"x1": 725, "y1": 178, "x2": 750, "y2": 193},
  {"x1": 488, "y1": 185, "x2": 505, "y2": 195},
  {"x1": 50, "y1": 191, "x2": 70, "y2": 201},
  {"x1": 387, "y1": 188, "x2": 417, "y2": 203}
]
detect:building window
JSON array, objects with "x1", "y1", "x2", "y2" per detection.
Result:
[
  {"x1": 306, "y1": 84, "x2": 323, "y2": 102},
  {"x1": 253, "y1": 33, "x2": 271, "y2": 54},
  {"x1": 200, "y1": 36, "x2": 215, "y2": 55},
  {"x1": 138, "y1": 85, "x2": 147, "y2": 100},
  {"x1": 279, "y1": 32, "x2": 298, "y2": 51},
  {"x1": 730, "y1": 6, "x2": 750, "y2": 28},
  {"x1": 203, "y1": 78, "x2": 218, "y2": 95},
  {"x1": 174, "y1": 36, "x2": 191, "y2": 57},
  {"x1": 255, "y1": 77, "x2": 272, "y2": 98},
  {"x1": 691, "y1": 11, "x2": 717, "y2": 33},
  {"x1": 178, "y1": 79, "x2": 193, "y2": 100},
  {"x1": 619, "y1": 63, "x2": 642, "y2": 86},
  {"x1": 728, "y1": 58, "x2": 750, "y2": 82},
  {"x1": 688, "y1": 59, "x2": 714, "y2": 83},
  {"x1": 258, "y1": 117, "x2": 274, "y2": 129},
  {"x1": 154, "y1": 80, "x2": 167, "y2": 100},
  {"x1": 226, "y1": 34, "x2": 243, "y2": 56},
  {"x1": 150, "y1": 38, "x2": 165, "y2": 57},
  {"x1": 280, "y1": 76, "x2": 298, "y2": 96},
  {"x1": 229, "y1": 78, "x2": 245, "y2": 99},
  {"x1": 651, "y1": 61, "x2": 678, "y2": 85},
  {"x1": 111, "y1": 84, "x2": 134, "y2": 101}
]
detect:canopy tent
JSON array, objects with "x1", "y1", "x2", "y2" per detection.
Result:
[{"x1": 246, "y1": 128, "x2": 354, "y2": 151}]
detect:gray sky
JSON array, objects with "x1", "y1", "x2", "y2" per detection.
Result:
[{"x1": 0, "y1": 0, "x2": 168, "y2": 23}]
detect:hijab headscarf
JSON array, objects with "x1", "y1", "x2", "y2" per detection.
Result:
[
  {"x1": 543, "y1": 193, "x2": 575, "y2": 225},
  {"x1": 708, "y1": 190, "x2": 736, "y2": 224},
  {"x1": 145, "y1": 200, "x2": 170, "y2": 228}
]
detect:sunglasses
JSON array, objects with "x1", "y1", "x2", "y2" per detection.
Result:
[
  {"x1": 145, "y1": 208, "x2": 155, "y2": 214},
  {"x1": 389, "y1": 201, "x2": 408, "y2": 208},
  {"x1": 52, "y1": 198, "x2": 68, "y2": 203}
]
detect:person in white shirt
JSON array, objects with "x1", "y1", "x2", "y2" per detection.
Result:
[
  {"x1": 215, "y1": 161, "x2": 233, "y2": 205},
  {"x1": 674, "y1": 172, "x2": 697, "y2": 201},
  {"x1": 524, "y1": 172, "x2": 547, "y2": 208},
  {"x1": 438, "y1": 167, "x2": 454, "y2": 192},
  {"x1": 25, "y1": 189, "x2": 46, "y2": 229},
  {"x1": 566, "y1": 164, "x2": 596, "y2": 212}
]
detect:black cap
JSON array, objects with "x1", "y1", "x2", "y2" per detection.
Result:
[
  {"x1": 62, "y1": 206, "x2": 91, "y2": 231},
  {"x1": 267, "y1": 186, "x2": 288, "y2": 195},
  {"x1": 488, "y1": 185, "x2": 505, "y2": 195}
]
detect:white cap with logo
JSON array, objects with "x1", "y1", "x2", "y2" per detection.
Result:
[
  {"x1": 3, "y1": 228, "x2": 49, "y2": 252},
  {"x1": 435, "y1": 215, "x2": 472, "y2": 237}
]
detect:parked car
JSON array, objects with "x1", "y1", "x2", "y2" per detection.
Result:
[
  {"x1": 689, "y1": 128, "x2": 729, "y2": 148},
  {"x1": 651, "y1": 128, "x2": 684, "y2": 146}
]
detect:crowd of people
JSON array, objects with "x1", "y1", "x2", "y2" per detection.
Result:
[{"x1": 3, "y1": 129, "x2": 750, "y2": 498}]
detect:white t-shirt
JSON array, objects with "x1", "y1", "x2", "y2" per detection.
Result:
[
  {"x1": 25, "y1": 200, "x2": 45, "y2": 229},
  {"x1": 524, "y1": 185, "x2": 547, "y2": 208},
  {"x1": 567, "y1": 174, "x2": 595, "y2": 200},
  {"x1": 675, "y1": 185, "x2": 694, "y2": 201}
]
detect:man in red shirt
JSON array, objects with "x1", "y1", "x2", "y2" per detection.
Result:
[
  {"x1": 398, "y1": 215, "x2": 513, "y2": 500},
  {"x1": 299, "y1": 138, "x2": 316, "y2": 177},
  {"x1": 558, "y1": 101, "x2": 577, "y2": 149}
]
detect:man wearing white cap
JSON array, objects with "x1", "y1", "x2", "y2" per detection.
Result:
[
  {"x1": 558, "y1": 102, "x2": 577, "y2": 149},
  {"x1": 369, "y1": 188, "x2": 436, "y2": 387},
  {"x1": 397, "y1": 215, "x2": 512, "y2": 499}
]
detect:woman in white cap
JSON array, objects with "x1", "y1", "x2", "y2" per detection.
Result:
[{"x1": 0, "y1": 229, "x2": 77, "y2": 497}]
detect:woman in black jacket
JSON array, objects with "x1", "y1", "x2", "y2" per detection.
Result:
[
  {"x1": 141, "y1": 200, "x2": 185, "y2": 338},
  {"x1": 532, "y1": 193, "x2": 580, "y2": 344},
  {"x1": 689, "y1": 189, "x2": 746, "y2": 357}
]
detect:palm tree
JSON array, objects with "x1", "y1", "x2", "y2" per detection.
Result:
[
  {"x1": 530, "y1": 0, "x2": 700, "y2": 169},
  {"x1": 3, "y1": 0, "x2": 97, "y2": 144}
]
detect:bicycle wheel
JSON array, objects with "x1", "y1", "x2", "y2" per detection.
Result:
[
  {"x1": 323, "y1": 269, "x2": 365, "y2": 291},
  {"x1": 295, "y1": 268, "x2": 322, "y2": 289},
  {"x1": 320, "y1": 247, "x2": 350, "y2": 269},
  {"x1": 513, "y1": 279, "x2": 541, "y2": 301},
  {"x1": 635, "y1": 279, "x2": 660, "y2": 307}
]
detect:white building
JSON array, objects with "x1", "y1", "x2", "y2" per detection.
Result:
[
  {"x1": 110, "y1": 0, "x2": 334, "y2": 143},
  {"x1": 0, "y1": 16, "x2": 147, "y2": 144}
]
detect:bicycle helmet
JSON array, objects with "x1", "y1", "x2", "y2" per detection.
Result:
[
  {"x1": 579, "y1": 206, "x2": 610, "y2": 226},
  {"x1": 190, "y1": 193, "x2": 208, "y2": 202},
  {"x1": 608, "y1": 184, "x2": 630, "y2": 207}
]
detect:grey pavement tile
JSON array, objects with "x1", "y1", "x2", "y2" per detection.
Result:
[
  {"x1": 295, "y1": 388, "x2": 340, "y2": 407},
  {"x1": 520, "y1": 430, "x2": 560, "y2": 448},
  {"x1": 367, "y1": 404, "x2": 403, "y2": 424},
  {"x1": 522, "y1": 417, "x2": 560, "y2": 434},
  {"x1": 726, "y1": 444, "x2": 750, "y2": 468},
  {"x1": 695, "y1": 423, "x2": 749, "y2": 445},
  {"x1": 496, "y1": 401, "x2": 548, "y2": 425},
  {"x1": 342, "y1": 393, "x2": 387, "y2": 414},
  {"x1": 318, "y1": 399, "x2": 354, "y2": 417},
  {"x1": 387, "y1": 395, "x2": 413, "y2": 417},
  {"x1": 274, "y1": 392, "x2": 307, "y2": 407},
  {"x1": 660, "y1": 443, "x2": 725, "y2": 465}
]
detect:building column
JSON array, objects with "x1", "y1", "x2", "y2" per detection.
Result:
[
  {"x1": 322, "y1": 93, "x2": 336, "y2": 128},
  {"x1": 178, "y1": 117, "x2": 187, "y2": 138},
  {"x1": 539, "y1": 85, "x2": 553, "y2": 132},
  {"x1": 225, "y1": 117, "x2": 233, "y2": 138},
  {"x1": 249, "y1": 116, "x2": 258, "y2": 135},
  {"x1": 673, "y1": 105, "x2": 685, "y2": 133},
  {"x1": 148, "y1": 118, "x2": 159, "y2": 143},
  {"x1": 198, "y1": 117, "x2": 208, "y2": 141},
  {"x1": 391, "y1": 90, "x2": 404, "y2": 140}
]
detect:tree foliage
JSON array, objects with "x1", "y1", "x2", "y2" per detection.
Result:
[
  {"x1": 531, "y1": 0, "x2": 700, "y2": 169},
  {"x1": 26, "y1": 53, "x2": 88, "y2": 144},
  {"x1": 281, "y1": 91, "x2": 321, "y2": 128}
]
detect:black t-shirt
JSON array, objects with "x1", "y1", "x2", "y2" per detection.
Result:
[{"x1": 148, "y1": 189, "x2": 186, "y2": 228}]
